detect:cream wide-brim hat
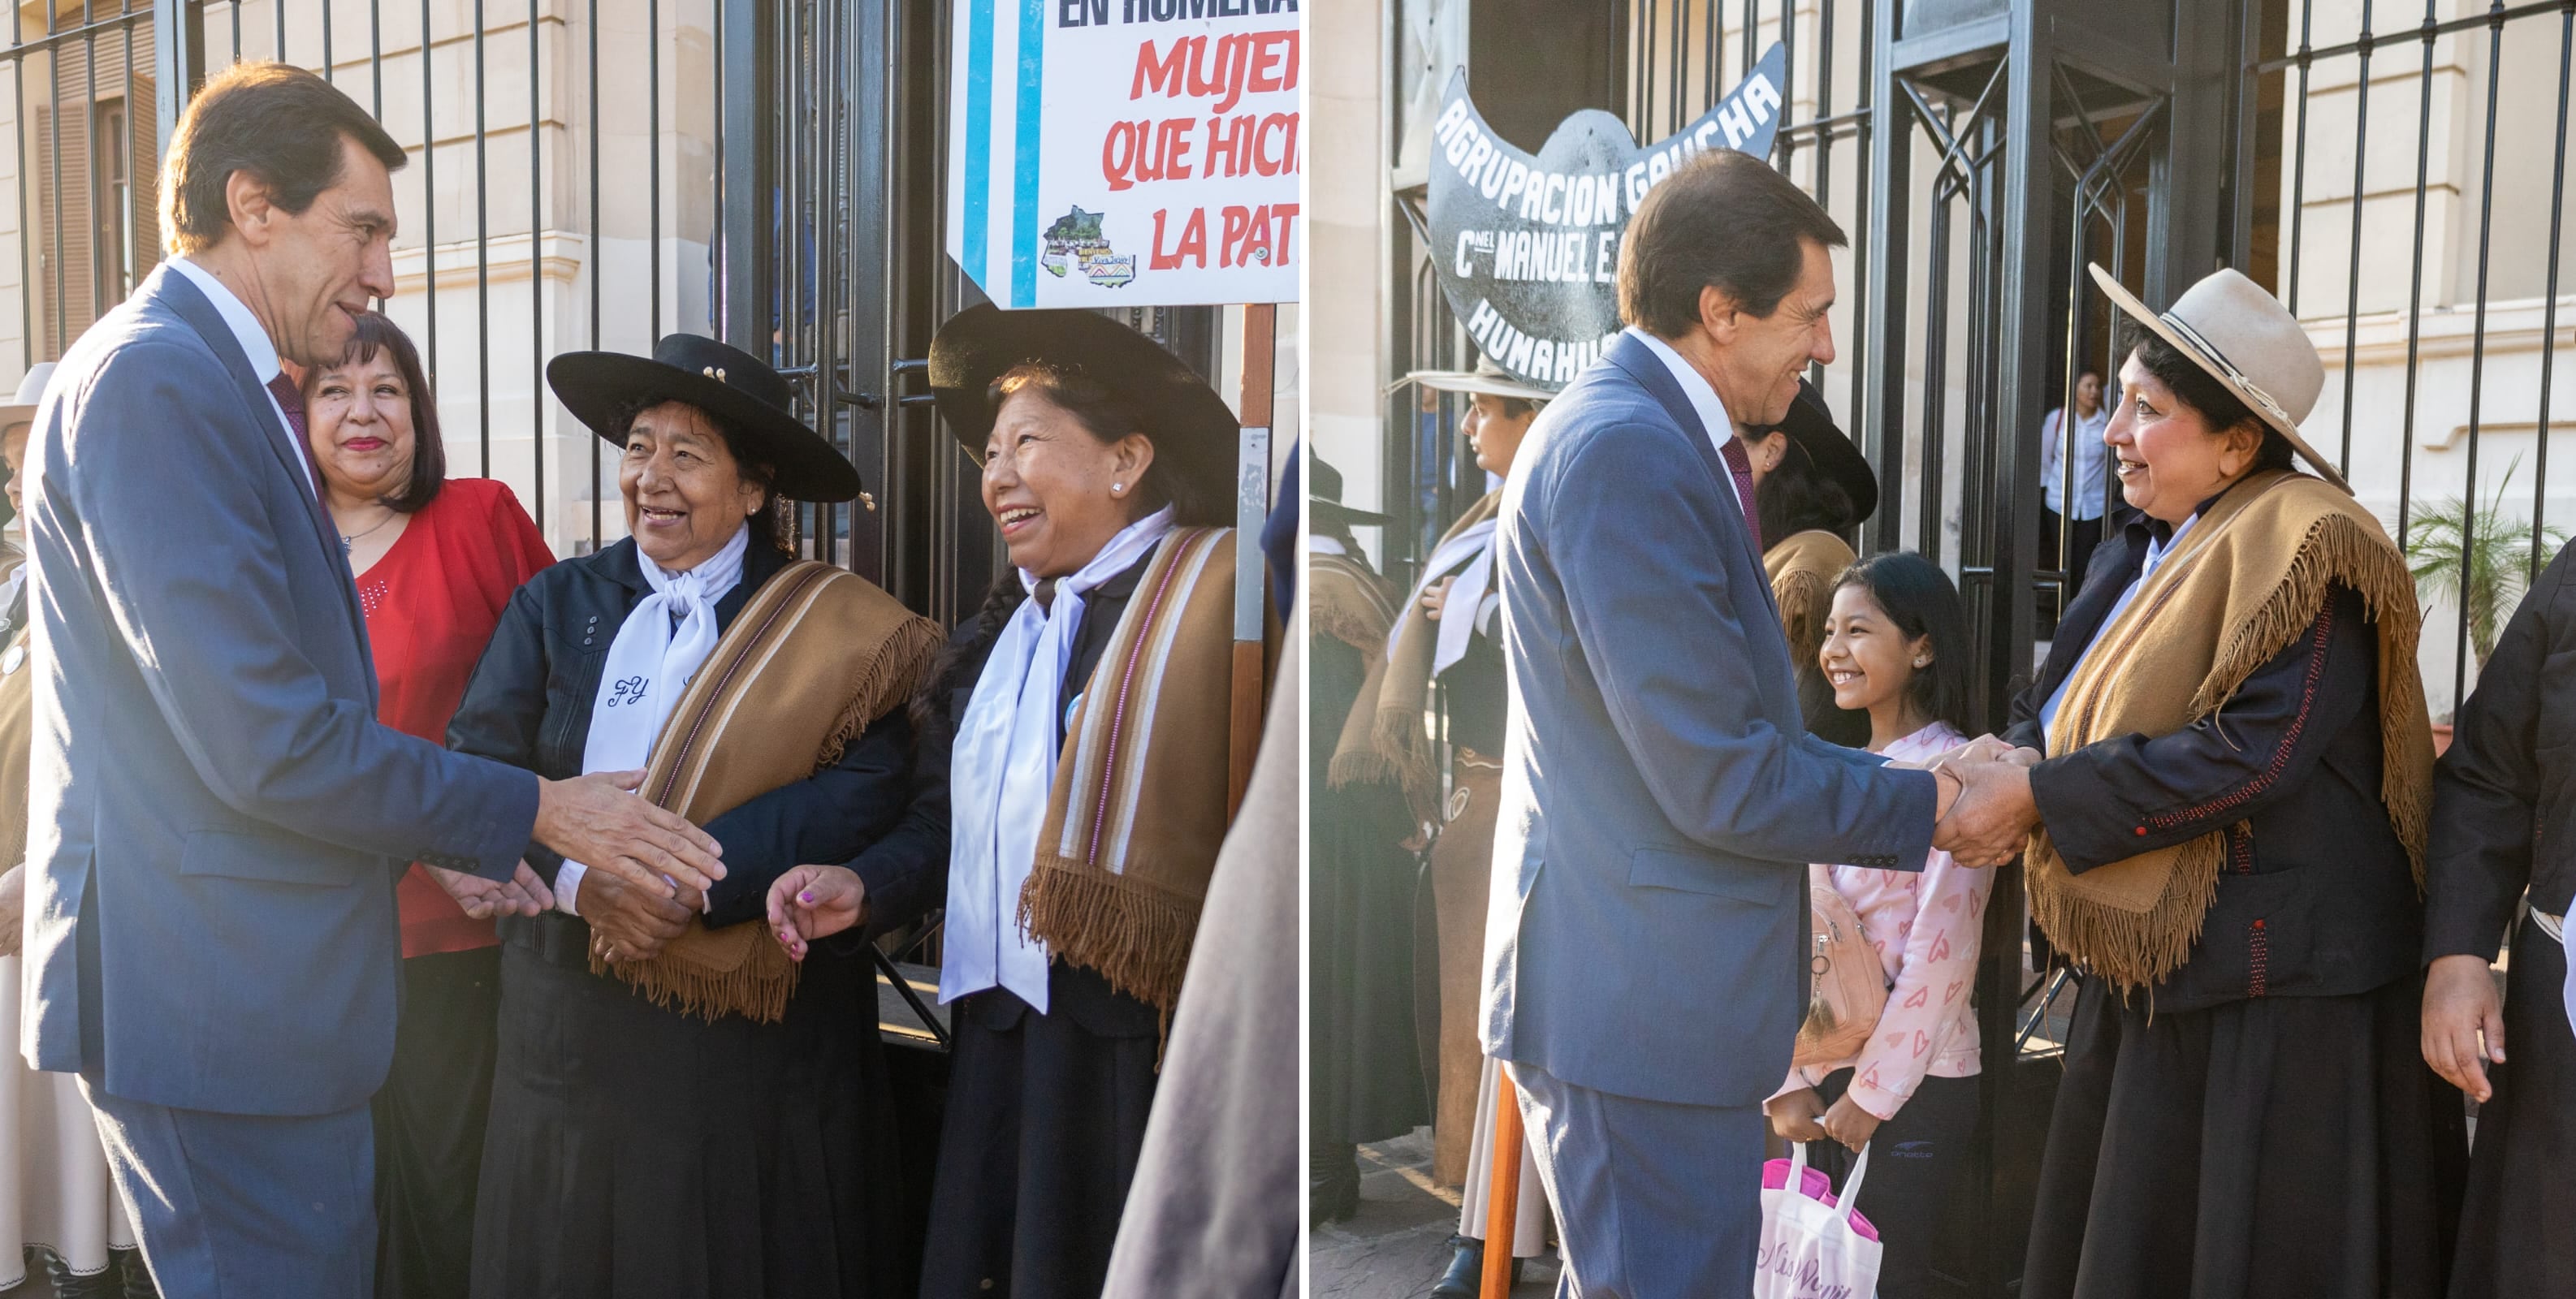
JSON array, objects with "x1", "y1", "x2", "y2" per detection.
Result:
[
  {"x1": 0, "y1": 361, "x2": 58, "y2": 430},
  {"x1": 1401, "y1": 355, "x2": 1558, "y2": 404},
  {"x1": 2088, "y1": 263, "x2": 2345, "y2": 494}
]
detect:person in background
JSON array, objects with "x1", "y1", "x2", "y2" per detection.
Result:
[
  {"x1": 0, "y1": 361, "x2": 149, "y2": 1299},
  {"x1": 1372, "y1": 356, "x2": 1558, "y2": 1297},
  {"x1": 768, "y1": 306, "x2": 1255, "y2": 1299},
  {"x1": 299, "y1": 312, "x2": 555, "y2": 1299},
  {"x1": 2038, "y1": 368, "x2": 2111, "y2": 623},
  {"x1": 2420, "y1": 542, "x2": 2576, "y2": 1297},
  {"x1": 1306, "y1": 457, "x2": 1421, "y2": 1224},
  {"x1": 1753, "y1": 378, "x2": 1878, "y2": 749},
  {"x1": 1766, "y1": 553, "x2": 1986, "y2": 1299},
  {"x1": 447, "y1": 334, "x2": 940, "y2": 1299},
  {"x1": 1994, "y1": 267, "x2": 2462, "y2": 1297}
]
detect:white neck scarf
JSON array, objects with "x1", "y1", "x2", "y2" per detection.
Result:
[
  {"x1": 941, "y1": 507, "x2": 1175, "y2": 1012},
  {"x1": 1387, "y1": 516, "x2": 1499, "y2": 676},
  {"x1": 551, "y1": 525, "x2": 752, "y2": 913},
  {"x1": 584, "y1": 523, "x2": 752, "y2": 774}
]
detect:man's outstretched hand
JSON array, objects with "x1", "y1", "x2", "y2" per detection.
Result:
[
  {"x1": 532, "y1": 770, "x2": 725, "y2": 900},
  {"x1": 1931, "y1": 752, "x2": 2041, "y2": 869}
]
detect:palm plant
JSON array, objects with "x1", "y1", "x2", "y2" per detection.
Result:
[{"x1": 2405, "y1": 455, "x2": 2567, "y2": 670}]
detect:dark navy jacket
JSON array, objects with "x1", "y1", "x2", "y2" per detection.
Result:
[
  {"x1": 1484, "y1": 330, "x2": 1938, "y2": 1109},
  {"x1": 843, "y1": 551, "x2": 1163, "y2": 1042},
  {"x1": 444, "y1": 537, "x2": 918, "y2": 952},
  {"x1": 2427, "y1": 540, "x2": 2576, "y2": 961},
  {"x1": 2004, "y1": 504, "x2": 2421, "y2": 1012}
]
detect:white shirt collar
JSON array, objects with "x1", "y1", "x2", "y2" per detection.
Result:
[
  {"x1": 1626, "y1": 326, "x2": 1736, "y2": 453},
  {"x1": 167, "y1": 257, "x2": 283, "y2": 386},
  {"x1": 2144, "y1": 511, "x2": 2199, "y2": 576},
  {"x1": 1306, "y1": 534, "x2": 1348, "y2": 556}
]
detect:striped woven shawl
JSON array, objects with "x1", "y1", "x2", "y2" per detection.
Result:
[
  {"x1": 1018, "y1": 527, "x2": 1245, "y2": 1023},
  {"x1": 593, "y1": 559, "x2": 944, "y2": 1022}
]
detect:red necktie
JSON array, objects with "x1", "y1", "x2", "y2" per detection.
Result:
[
  {"x1": 265, "y1": 373, "x2": 322, "y2": 499},
  {"x1": 1720, "y1": 436, "x2": 1764, "y2": 551}
]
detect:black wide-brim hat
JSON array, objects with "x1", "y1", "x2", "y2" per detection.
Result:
[
  {"x1": 547, "y1": 334, "x2": 862, "y2": 503},
  {"x1": 1772, "y1": 378, "x2": 1878, "y2": 524},
  {"x1": 928, "y1": 304, "x2": 1239, "y2": 512},
  {"x1": 1310, "y1": 455, "x2": 1390, "y2": 529}
]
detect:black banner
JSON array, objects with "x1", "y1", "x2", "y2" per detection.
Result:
[{"x1": 1424, "y1": 45, "x2": 1788, "y2": 391}]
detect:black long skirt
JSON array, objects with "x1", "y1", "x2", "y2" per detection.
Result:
[
  {"x1": 1308, "y1": 763, "x2": 1426, "y2": 1146},
  {"x1": 2448, "y1": 912, "x2": 2576, "y2": 1297},
  {"x1": 374, "y1": 945, "x2": 502, "y2": 1299},
  {"x1": 918, "y1": 964, "x2": 1158, "y2": 1299},
  {"x1": 469, "y1": 915, "x2": 907, "y2": 1299},
  {"x1": 2023, "y1": 973, "x2": 2466, "y2": 1299}
]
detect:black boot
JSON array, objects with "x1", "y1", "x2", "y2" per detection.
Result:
[
  {"x1": 1432, "y1": 1234, "x2": 1526, "y2": 1297},
  {"x1": 1430, "y1": 1235, "x2": 1483, "y2": 1297},
  {"x1": 43, "y1": 1246, "x2": 119, "y2": 1299},
  {"x1": 1308, "y1": 1142, "x2": 1360, "y2": 1225},
  {"x1": 118, "y1": 1248, "x2": 160, "y2": 1299}
]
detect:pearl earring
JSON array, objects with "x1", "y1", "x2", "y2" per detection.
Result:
[
  {"x1": 1913, "y1": 657, "x2": 1930, "y2": 667},
  {"x1": 1112, "y1": 482, "x2": 1124, "y2": 494}
]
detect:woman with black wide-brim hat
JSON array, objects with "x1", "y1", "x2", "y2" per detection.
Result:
[
  {"x1": 762, "y1": 306, "x2": 1257, "y2": 1299},
  {"x1": 1745, "y1": 377, "x2": 1879, "y2": 749},
  {"x1": 449, "y1": 334, "x2": 944, "y2": 1299}
]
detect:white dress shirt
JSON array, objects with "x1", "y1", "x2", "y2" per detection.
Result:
[
  {"x1": 1627, "y1": 326, "x2": 1757, "y2": 526},
  {"x1": 2038, "y1": 405, "x2": 2113, "y2": 520},
  {"x1": 166, "y1": 257, "x2": 317, "y2": 500}
]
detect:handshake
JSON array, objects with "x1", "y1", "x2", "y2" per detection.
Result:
[{"x1": 1913, "y1": 736, "x2": 2044, "y2": 869}]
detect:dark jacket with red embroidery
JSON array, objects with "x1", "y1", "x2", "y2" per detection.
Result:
[
  {"x1": 2003, "y1": 511, "x2": 2422, "y2": 1012},
  {"x1": 2426, "y1": 542, "x2": 2576, "y2": 962}
]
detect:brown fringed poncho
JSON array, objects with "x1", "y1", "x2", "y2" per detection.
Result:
[
  {"x1": 1370, "y1": 492, "x2": 1502, "y2": 819},
  {"x1": 1018, "y1": 527, "x2": 1251, "y2": 1024},
  {"x1": 2029, "y1": 470, "x2": 2433, "y2": 993},
  {"x1": 1313, "y1": 550, "x2": 1402, "y2": 792},
  {"x1": 592, "y1": 560, "x2": 944, "y2": 1021}
]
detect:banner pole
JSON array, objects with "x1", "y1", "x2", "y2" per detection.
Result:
[
  {"x1": 1480, "y1": 1068, "x2": 1527, "y2": 1299},
  {"x1": 1229, "y1": 303, "x2": 1276, "y2": 815}
]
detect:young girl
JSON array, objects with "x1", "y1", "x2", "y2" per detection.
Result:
[{"x1": 1763, "y1": 551, "x2": 1990, "y2": 1299}]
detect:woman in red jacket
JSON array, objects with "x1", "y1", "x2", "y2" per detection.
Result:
[{"x1": 301, "y1": 312, "x2": 554, "y2": 1299}]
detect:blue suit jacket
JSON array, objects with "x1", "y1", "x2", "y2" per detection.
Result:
[
  {"x1": 20, "y1": 264, "x2": 538, "y2": 1116},
  {"x1": 1481, "y1": 331, "x2": 1939, "y2": 1109}
]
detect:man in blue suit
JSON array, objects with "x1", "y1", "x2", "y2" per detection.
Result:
[
  {"x1": 1483, "y1": 149, "x2": 2029, "y2": 1297},
  {"x1": 20, "y1": 63, "x2": 727, "y2": 1296}
]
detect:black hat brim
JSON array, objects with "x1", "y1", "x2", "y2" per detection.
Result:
[
  {"x1": 1311, "y1": 498, "x2": 1393, "y2": 529},
  {"x1": 1775, "y1": 381, "x2": 1878, "y2": 524},
  {"x1": 547, "y1": 352, "x2": 862, "y2": 503},
  {"x1": 928, "y1": 305, "x2": 1240, "y2": 515}
]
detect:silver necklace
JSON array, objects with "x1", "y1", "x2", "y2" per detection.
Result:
[{"x1": 339, "y1": 507, "x2": 398, "y2": 554}]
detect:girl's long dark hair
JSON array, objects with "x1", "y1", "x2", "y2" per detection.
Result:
[{"x1": 1832, "y1": 551, "x2": 1973, "y2": 736}]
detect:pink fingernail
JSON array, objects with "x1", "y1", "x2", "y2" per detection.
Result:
[{"x1": 799, "y1": 891, "x2": 815, "y2": 904}]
